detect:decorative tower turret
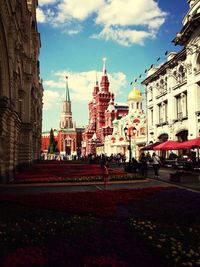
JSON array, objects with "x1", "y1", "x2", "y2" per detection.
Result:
[
  {"x1": 60, "y1": 76, "x2": 73, "y2": 129},
  {"x1": 93, "y1": 73, "x2": 99, "y2": 97},
  {"x1": 100, "y1": 57, "x2": 110, "y2": 92}
]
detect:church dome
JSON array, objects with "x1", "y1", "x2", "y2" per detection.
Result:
[{"x1": 128, "y1": 88, "x2": 142, "y2": 101}]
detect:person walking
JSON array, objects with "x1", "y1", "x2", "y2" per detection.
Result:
[
  {"x1": 139, "y1": 152, "x2": 148, "y2": 177},
  {"x1": 152, "y1": 152, "x2": 161, "y2": 178}
]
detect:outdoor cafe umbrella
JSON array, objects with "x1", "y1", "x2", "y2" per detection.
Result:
[
  {"x1": 176, "y1": 137, "x2": 200, "y2": 149},
  {"x1": 141, "y1": 141, "x2": 161, "y2": 151},
  {"x1": 153, "y1": 140, "x2": 180, "y2": 150},
  {"x1": 177, "y1": 137, "x2": 200, "y2": 161}
]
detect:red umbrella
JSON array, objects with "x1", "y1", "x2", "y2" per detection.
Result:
[
  {"x1": 140, "y1": 141, "x2": 161, "y2": 151},
  {"x1": 176, "y1": 137, "x2": 200, "y2": 149},
  {"x1": 154, "y1": 140, "x2": 180, "y2": 150}
]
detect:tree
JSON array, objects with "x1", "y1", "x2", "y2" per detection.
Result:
[{"x1": 48, "y1": 128, "x2": 57, "y2": 153}]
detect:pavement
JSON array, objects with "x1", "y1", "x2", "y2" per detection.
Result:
[{"x1": 0, "y1": 163, "x2": 200, "y2": 195}]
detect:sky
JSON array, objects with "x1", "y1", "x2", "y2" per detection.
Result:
[{"x1": 37, "y1": 0, "x2": 189, "y2": 132}]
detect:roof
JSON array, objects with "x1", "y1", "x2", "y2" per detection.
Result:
[
  {"x1": 141, "y1": 48, "x2": 186, "y2": 85},
  {"x1": 173, "y1": 13, "x2": 200, "y2": 46}
]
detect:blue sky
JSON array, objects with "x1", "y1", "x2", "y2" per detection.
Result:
[{"x1": 37, "y1": 0, "x2": 189, "y2": 132}]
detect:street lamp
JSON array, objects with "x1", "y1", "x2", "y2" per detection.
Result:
[{"x1": 124, "y1": 126, "x2": 137, "y2": 162}]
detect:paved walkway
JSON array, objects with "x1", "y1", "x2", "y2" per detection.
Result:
[
  {"x1": 147, "y1": 167, "x2": 200, "y2": 192},
  {"x1": 109, "y1": 163, "x2": 200, "y2": 192}
]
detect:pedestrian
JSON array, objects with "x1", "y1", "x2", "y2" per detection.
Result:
[
  {"x1": 131, "y1": 157, "x2": 139, "y2": 175},
  {"x1": 152, "y1": 152, "x2": 161, "y2": 178},
  {"x1": 139, "y1": 152, "x2": 148, "y2": 177},
  {"x1": 101, "y1": 159, "x2": 109, "y2": 188}
]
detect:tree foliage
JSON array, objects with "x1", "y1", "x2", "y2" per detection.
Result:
[{"x1": 48, "y1": 128, "x2": 57, "y2": 153}]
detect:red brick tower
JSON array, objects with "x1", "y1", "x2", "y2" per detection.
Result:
[{"x1": 81, "y1": 59, "x2": 128, "y2": 156}]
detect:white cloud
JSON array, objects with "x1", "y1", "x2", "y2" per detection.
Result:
[
  {"x1": 37, "y1": 0, "x2": 167, "y2": 46},
  {"x1": 95, "y1": 0, "x2": 166, "y2": 30},
  {"x1": 43, "y1": 90, "x2": 61, "y2": 110},
  {"x1": 56, "y1": 0, "x2": 105, "y2": 21},
  {"x1": 43, "y1": 69, "x2": 127, "y2": 103},
  {"x1": 36, "y1": 8, "x2": 46, "y2": 23},
  {"x1": 38, "y1": 0, "x2": 58, "y2": 6},
  {"x1": 92, "y1": 26, "x2": 153, "y2": 46}
]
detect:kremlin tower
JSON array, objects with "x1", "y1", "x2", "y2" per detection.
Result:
[
  {"x1": 41, "y1": 77, "x2": 84, "y2": 157},
  {"x1": 60, "y1": 77, "x2": 74, "y2": 129},
  {"x1": 81, "y1": 59, "x2": 128, "y2": 156}
]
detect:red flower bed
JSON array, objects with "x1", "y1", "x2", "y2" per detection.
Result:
[
  {"x1": 14, "y1": 163, "x2": 126, "y2": 183},
  {"x1": 0, "y1": 187, "x2": 167, "y2": 217}
]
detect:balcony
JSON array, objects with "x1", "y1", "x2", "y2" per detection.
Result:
[{"x1": 156, "y1": 90, "x2": 167, "y2": 99}]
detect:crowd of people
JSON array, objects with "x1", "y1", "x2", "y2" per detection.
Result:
[
  {"x1": 41, "y1": 150, "x2": 164, "y2": 178},
  {"x1": 124, "y1": 152, "x2": 162, "y2": 178}
]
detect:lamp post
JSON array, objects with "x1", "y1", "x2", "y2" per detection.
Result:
[{"x1": 124, "y1": 126, "x2": 137, "y2": 162}]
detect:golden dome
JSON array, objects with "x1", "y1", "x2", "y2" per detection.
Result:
[{"x1": 127, "y1": 88, "x2": 142, "y2": 101}]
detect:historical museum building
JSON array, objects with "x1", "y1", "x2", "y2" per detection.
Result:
[
  {"x1": 142, "y1": 0, "x2": 200, "y2": 146},
  {"x1": 104, "y1": 87, "x2": 147, "y2": 160},
  {"x1": 41, "y1": 78, "x2": 84, "y2": 158},
  {"x1": 0, "y1": 1, "x2": 43, "y2": 182},
  {"x1": 81, "y1": 60, "x2": 129, "y2": 156}
]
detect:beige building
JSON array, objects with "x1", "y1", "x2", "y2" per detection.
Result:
[
  {"x1": 104, "y1": 87, "x2": 147, "y2": 160},
  {"x1": 0, "y1": 1, "x2": 43, "y2": 182},
  {"x1": 142, "y1": 0, "x2": 200, "y2": 148}
]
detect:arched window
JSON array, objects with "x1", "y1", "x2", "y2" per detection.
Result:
[
  {"x1": 160, "y1": 79, "x2": 164, "y2": 93},
  {"x1": 172, "y1": 70, "x2": 178, "y2": 86},
  {"x1": 164, "y1": 77, "x2": 167, "y2": 92},
  {"x1": 178, "y1": 65, "x2": 186, "y2": 83}
]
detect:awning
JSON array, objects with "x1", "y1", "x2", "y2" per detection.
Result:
[
  {"x1": 140, "y1": 141, "x2": 161, "y2": 151},
  {"x1": 176, "y1": 137, "x2": 200, "y2": 149},
  {"x1": 154, "y1": 140, "x2": 180, "y2": 150}
]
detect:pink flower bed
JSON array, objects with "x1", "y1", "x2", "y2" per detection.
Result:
[{"x1": 14, "y1": 163, "x2": 126, "y2": 183}]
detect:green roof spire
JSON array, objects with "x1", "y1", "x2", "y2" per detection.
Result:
[{"x1": 65, "y1": 76, "x2": 70, "y2": 101}]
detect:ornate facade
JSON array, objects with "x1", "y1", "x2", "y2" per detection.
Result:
[
  {"x1": 104, "y1": 88, "x2": 147, "y2": 159},
  {"x1": 81, "y1": 60, "x2": 128, "y2": 155},
  {"x1": 41, "y1": 78, "x2": 84, "y2": 157},
  {"x1": 142, "y1": 0, "x2": 200, "y2": 148},
  {"x1": 0, "y1": 0, "x2": 43, "y2": 182}
]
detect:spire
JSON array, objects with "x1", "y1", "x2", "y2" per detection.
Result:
[
  {"x1": 102, "y1": 57, "x2": 107, "y2": 75},
  {"x1": 93, "y1": 72, "x2": 99, "y2": 97},
  {"x1": 95, "y1": 72, "x2": 98, "y2": 86},
  {"x1": 65, "y1": 76, "x2": 70, "y2": 102},
  {"x1": 100, "y1": 57, "x2": 109, "y2": 92}
]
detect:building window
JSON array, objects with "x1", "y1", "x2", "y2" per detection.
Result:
[
  {"x1": 164, "y1": 77, "x2": 167, "y2": 92},
  {"x1": 150, "y1": 108, "x2": 153, "y2": 126},
  {"x1": 148, "y1": 87, "x2": 153, "y2": 100},
  {"x1": 163, "y1": 101, "x2": 168, "y2": 122},
  {"x1": 160, "y1": 79, "x2": 164, "y2": 94},
  {"x1": 178, "y1": 65, "x2": 186, "y2": 84},
  {"x1": 182, "y1": 92, "x2": 188, "y2": 117},
  {"x1": 176, "y1": 94, "x2": 182, "y2": 119},
  {"x1": 158, "y1": 104, "x2": 163, "y2": 123}
]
